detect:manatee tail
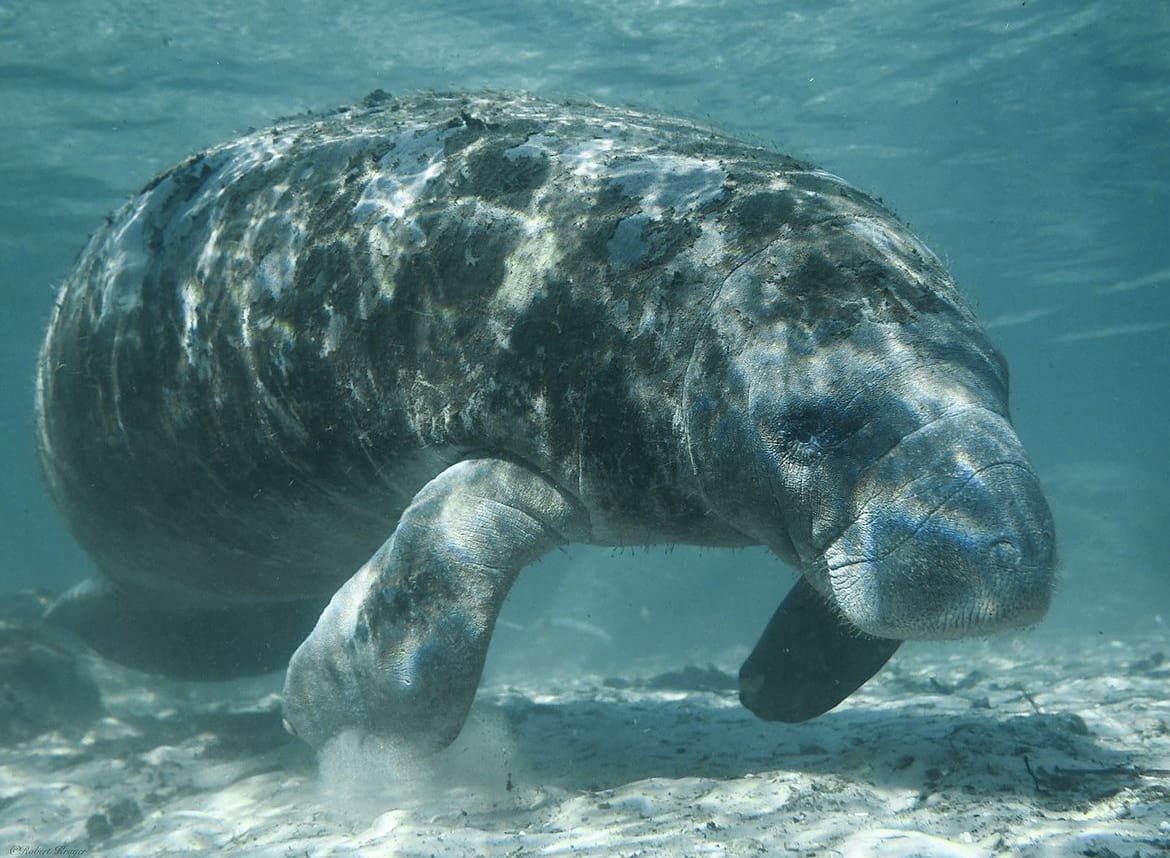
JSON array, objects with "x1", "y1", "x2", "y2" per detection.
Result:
[
  {"x1": 739, "y1": 576, "x2": 901, "y2": 722},
  {"x1": 45, "y1": 577, "x2": 322, "y2": 680}
]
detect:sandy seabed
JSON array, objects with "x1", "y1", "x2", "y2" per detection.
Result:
[{"x1": 1, "y1": 630, "x2": 1168, "y2": 857}]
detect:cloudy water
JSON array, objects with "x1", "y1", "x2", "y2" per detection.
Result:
[{"x1": 0, "y1": 0, "x2": 1167, "y2": 798}]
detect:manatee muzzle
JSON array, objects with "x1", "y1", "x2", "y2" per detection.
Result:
[{"x1": 820, "y1": 409, "x2": 1056, "y2": 640}]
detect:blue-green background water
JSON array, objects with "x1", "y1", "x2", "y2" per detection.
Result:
[{"x1": 1, "y1": 1, "x2": 1167, "y2": 678}]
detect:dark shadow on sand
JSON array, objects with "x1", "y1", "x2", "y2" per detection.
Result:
[{"x1": 485, "y1": 686, "x2": 1138, "y2": 808}]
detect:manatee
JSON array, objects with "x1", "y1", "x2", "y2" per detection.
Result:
[
  {"x1": 37, "y1": 90, "x2": 1056, "y2": 753},
  {"x1": 0, "y1": 620, "x2": 103, "y2": 745}
]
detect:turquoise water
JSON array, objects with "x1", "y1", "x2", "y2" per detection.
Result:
[{"x1": 1, "y1": 0, "x2": 1167, "y2": 679}]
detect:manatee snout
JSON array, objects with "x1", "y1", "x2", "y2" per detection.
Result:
[{"x1": 821, "y1": 409, "x2": 1056, "y2": 640}]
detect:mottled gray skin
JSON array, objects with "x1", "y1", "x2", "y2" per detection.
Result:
[{"x1": 37, "y1": 91, "x2": 1055, "y2": 753}]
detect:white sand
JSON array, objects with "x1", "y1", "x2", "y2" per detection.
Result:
[{"x1": 2, "y1": 633, "x2": 1168, "y2": 856}]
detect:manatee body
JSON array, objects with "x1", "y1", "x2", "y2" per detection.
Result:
[{"x1": 37, "y1": 91, "x2": 1055, "y2": 752}]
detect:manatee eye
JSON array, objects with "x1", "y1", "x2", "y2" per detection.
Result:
[
  {"x1": 773, "y1": 407, "x2": 842, "y2": 463},
  {"x1": 785, "y1": 411, "x2": 826, "y2": 448},
  {"x1": 989, "y1": 539, "x2": 1022, "y2": 568},
  {"x1": 754, "y1": 388, "x2": 869, "y2": 467}
]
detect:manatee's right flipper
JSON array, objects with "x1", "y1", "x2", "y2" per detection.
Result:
[
  {"x1": 281, "y1": 458, "x2": 591, "y2": 754},
  {"x1": 45, "y1": 577, "x2": 322, "y2": 680},
  {"x1": 738, "y1": 576, "x2": 901, "y2": 722}
]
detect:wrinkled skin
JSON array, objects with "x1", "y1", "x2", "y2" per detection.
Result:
[
  {"x1": 37, "y1": 91, "x2": 1055, "y2": 755},
  {"x1": 687, "y1": 327, "x2": 1054, "y2": 641}
]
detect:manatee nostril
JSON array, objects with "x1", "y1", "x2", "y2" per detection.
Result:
[{"x1": 989, "y1": 539, "x2": 1021, "y2": 568}]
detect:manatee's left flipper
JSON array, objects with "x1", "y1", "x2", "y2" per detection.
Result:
[
  {"x1": 45, "y1": 577, "x2": 323, "y2": 680},
  {"x1": 738, "y1": 576, "x2": 901, "y2": 722},
  {"x1": 281, "y1": 458, "x2": 590, "y2": 753}
]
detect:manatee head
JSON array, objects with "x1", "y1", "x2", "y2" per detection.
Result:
[
  {"x1": 809, "y1": 402, "x2": 1056, "y2": 639},
  {"x1": 685, "y1": 218, "x2": 1056, "y2": 641}
]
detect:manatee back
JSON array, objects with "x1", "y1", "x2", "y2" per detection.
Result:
[{"x1": 35, "y1": 100, "x2": 442, "y2": 602}]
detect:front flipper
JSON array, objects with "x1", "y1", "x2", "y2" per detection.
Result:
[
  {"x1": 45, "y1": 577, "x2": 322, "y2": 680},
  {"x1": 281, "y1": 458, "x2": 588, "y2": 753},
  {"x1": 738, "y1": 576, "x2": 901, "y2": 722}
]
